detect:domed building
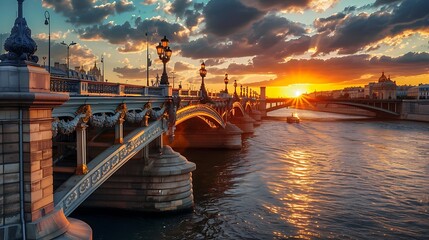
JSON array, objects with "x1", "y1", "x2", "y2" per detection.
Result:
[
  {"x1": 88, "y1": 61, "x2": 103, "y2": 81},
  {"x1": 372, "y1": 72, "x2": 397, "y2": 99}
]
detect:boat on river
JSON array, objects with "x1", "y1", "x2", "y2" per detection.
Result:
[{"x1": 287, "y1": 113, "x2": 300, "y2": 123}]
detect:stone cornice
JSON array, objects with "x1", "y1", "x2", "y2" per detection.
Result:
[{"x1": 0, "y1": 92, "x2": 69, "y2": 108}]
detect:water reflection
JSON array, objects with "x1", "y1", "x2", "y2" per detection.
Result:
[{"x1": 74, "y1": 108, "x2": 429, "y2": 239}]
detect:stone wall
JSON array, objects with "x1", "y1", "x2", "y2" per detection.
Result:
[
  {"x1": 0, "y1": 110, "x2": 22, "y2": 238},
  {"x1": 401, "y1": 100, "x2": 429, "y2": 122}
]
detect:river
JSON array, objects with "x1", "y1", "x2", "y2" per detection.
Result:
[{"x1": 73, "y1": 108, "x2": 429, "y2": 239}]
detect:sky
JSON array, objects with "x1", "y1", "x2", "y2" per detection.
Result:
[{"x1": 1, "y1": 0, "x2": 428, "y2": 97}]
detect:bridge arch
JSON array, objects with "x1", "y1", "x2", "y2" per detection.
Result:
[
  {"x1": 244, "y1": 102, "x2": 253, "y2": 114},
  {"x1": 232, "y1": 102, "x2": 245, "y2": 117},
  {"x1": 176, "y1": 104, "x2": 226, "y2": 129}
]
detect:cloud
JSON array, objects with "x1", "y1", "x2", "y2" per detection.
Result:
[
  {"x1": 239, "y1": 0, "x2": 340, "y2": 12},
  {"x1": 77, "y1": 17, "x2": 189, "y2": 52},
  {"x1": 170, "y1": 0, "x2": 192, "y2": 18},
  {"x1": 174, "y1": 61, "x2": 194, "y2": 71},
  {"x1": 42, "y1": 0, "x2": 136, "y2": 26},
  {"x1": 373, "y1": 0, "x2": 402, "y2": 7},
  {"x1": 204, "y1": 59, "x2": 226, "y2": 66},
  {"x1": 33, "y1": 38, "x2": 97, "y2": 68},
  {"x1": 203, "y1": 0, "x2": 264, "y2": 36},
  {"x1": 113, "y1": 65, "x2": 147, "y2": 79},
  {"x1": 225, "y1": 52, "x2": 429, "y2": 86},
  {"x1": 312, "y1": 0, "x2": 429, "y2": 55},
  {"x1": 181, "y1": 15, "x2": 306, "y2": 59},
  {"x1": 141, "y1": 0, "x2": 157, "y2": 5}
]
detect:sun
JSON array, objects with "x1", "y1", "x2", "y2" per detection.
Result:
[{"x1": 294, "y1": 90, "x2": 302, "y2": 97}]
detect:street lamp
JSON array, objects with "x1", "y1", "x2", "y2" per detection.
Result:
[
  {"x1": 156, "y1": 36, "x2": 172, "y2": 85},
  {"x1": 224, "y1": 73, "x2": 229, "y2": 93},
  {"x1": 199, "y1": 61, "x2": 211, "y2": 103},
  {"x1": 171, "y1": 71, "x2": 176, "y2": 88},
  {"x1": 44, "y1": 10, "x2": 50, "y2": 73},
  {"x1": 60, "y1": 41, "x2": 77, "y2": 78},
  {"x1": 101, "y1": 55, "x2": 105, "y2": 82}
]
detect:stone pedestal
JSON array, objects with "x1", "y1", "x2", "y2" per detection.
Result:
[
  {"x1": 168, "y1": 122, "x2": 243, "y2": 149},
  {"x1": 0, "y1": 64, "x2": 92, "y2": 239},
  {"x1": 83, "y1": 146, "x2": 196, "y2": 212}
]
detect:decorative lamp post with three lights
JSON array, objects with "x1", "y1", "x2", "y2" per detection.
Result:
[{"x1": 156, "y1": 36, "x2": 172, "y2": 85}]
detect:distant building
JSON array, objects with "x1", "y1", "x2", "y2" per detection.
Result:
[
  {"x1": 408, "y1": 84, "x2": 429, "y2": 99},
  {"x1": 87, "y1": 61, "x2": 102, "y2": 81},
  {"x1": 364, "y1": 82, "x2": 376, "y2": 99},
  {"x1": 372, "y1": 72, "x2": 397, "y2": 99},
  {"x1": 49, "y1": 62, "x2": 99, "y2": 81},
  {"x1": 332, "y1": 90, "x2": 342, "y2": 99},
  {"x1": 343, "y1": 86, "x2": 364, "y2": 99},
  {"x1": 396, "y1": 85, "x2": 413, "y2": 99}
]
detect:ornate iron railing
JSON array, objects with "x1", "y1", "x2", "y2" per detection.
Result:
[
  {"x1": 50, "y1": 77, "x2": 80, "y2": 93},
  {"x1": 50, "y1": 77, "x2": 163, "y2": 96},
  {"x1": 54, "y1": 120, "x2": 166, "y2": 216}
]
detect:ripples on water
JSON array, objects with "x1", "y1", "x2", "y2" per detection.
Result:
[{"x1": 75, "y1": 108, "x2": 429, "y2": 239}]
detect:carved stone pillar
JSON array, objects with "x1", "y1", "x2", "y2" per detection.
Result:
[
  {"x1": 75, "y1": 123, "x2": 88, "y2": 175},
  {"x1": 114, "y1": 118, "x2": 124, "y2": 144}
]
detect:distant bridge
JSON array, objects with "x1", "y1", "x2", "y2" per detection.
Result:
[{"x1": 265, "y1": 97, "x2": 402, "y2": 117}]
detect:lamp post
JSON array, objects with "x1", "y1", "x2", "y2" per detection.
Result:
[
  {"x1": 199, "y1": 61, "x2": 211, "y2": 103},
  {"x1": 101, "y1": 55, "x2": 105, "y2": 82},
  {"x1": 156, "y1": 36, "x2": 172, "y2": 85},
  {"x1": 171, "y1": 71, "x2": 176, "y2": 88},
  {"x1": 146, "y1": 32, "x2": 152, "y2": 86},
  {"x1": 60, "y1": 41, "x2": 77, "y2": 78},
  {"x1": 224, "y1": 73, "x2": 229, "y2": 93},
  {"x1": 199, "y1": 62, "x2": 207, "y2": 89},
  {"x1": 44, "y1": 10, "x2": 50, "y2": 73}
]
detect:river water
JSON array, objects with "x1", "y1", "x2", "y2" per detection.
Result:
[{"x1": 74, "y1": 108, "x2": 429, "y2": 239}]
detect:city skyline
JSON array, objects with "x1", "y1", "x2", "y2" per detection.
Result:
[{"x1": 1, "y1": 0, "x2": 428, "y2": 97}]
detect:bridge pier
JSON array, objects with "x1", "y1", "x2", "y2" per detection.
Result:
[
  {"x1": 168, "y1": 122, "x2": 243, "y2": 149},
  {"x1": 250, "y1": 110, "x2": 262, "y2": 126},
  {"x1": 0, "y1": 64, "x2": 92, "y2": 239},
  {"x1": 230, "y1": 114, "x2": 256, "y2": 134},
  {"x1": 83, "y1": 144, "x2": 196, "y2": 212}
]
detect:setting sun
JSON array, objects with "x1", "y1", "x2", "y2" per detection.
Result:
[{"x1": 294, "y1": 90, "x2": 302, "y2": 97}]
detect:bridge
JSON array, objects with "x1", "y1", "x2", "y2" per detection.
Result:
[
  {"x1": 265, "y1": 97, "x2": 403, "y2": 117},
  {"x1": 1, "y1": 60, "x2": 265, "y2": 239},
  {"x1": 0, "y1": 1, "x2": 413, "y2": 239}
]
